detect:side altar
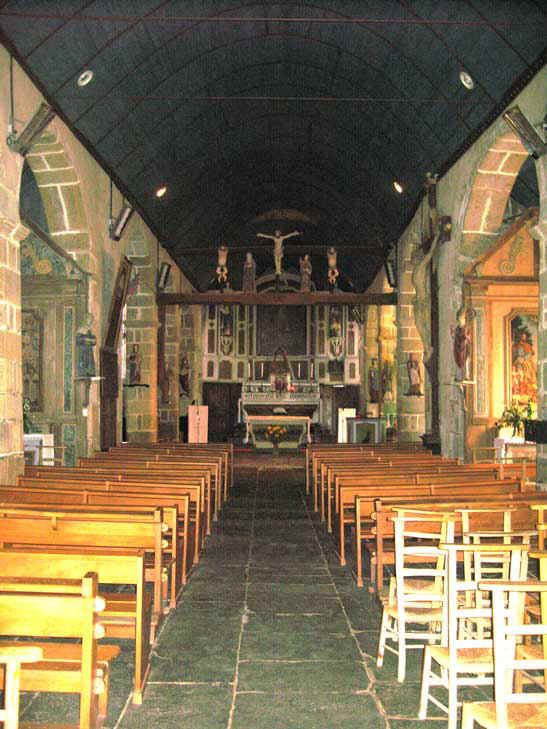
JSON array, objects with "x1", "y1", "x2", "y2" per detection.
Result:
[{"x1": 239, "y1": 354, "x2": 320, "y2": 450}]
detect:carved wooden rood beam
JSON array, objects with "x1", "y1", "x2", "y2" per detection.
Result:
[{"x1": 157, "y1": 291, "x2": 396, "y2": 306}]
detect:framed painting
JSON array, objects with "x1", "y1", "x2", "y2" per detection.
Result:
[{"x1": 506, "y1": 310, "x2": 537, "y2": 409}]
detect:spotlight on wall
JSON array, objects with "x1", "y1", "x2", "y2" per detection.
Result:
[
  {"x1": 109, "y1": 204, "x2": 134, "y2": 241},
  {"x1": 157, "y1": 262, "x2": 171, "y2": 291},
  {"x1": 384, "y1": 245, "x2": 397, "y2": 289},
  {"x1": 503, "y1": 106, "x2": 546, "y2": 160},
  {"x1": 7, "y1": 102, "x2": 56, "y2": 156}
]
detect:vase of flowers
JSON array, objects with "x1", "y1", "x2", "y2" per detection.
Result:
[
  {"x1": 495, "y1": 400, "x2": 534, "y2": 438},
  {"x1": 265, "y1": 424, "x2": 287, "y2": 455}
]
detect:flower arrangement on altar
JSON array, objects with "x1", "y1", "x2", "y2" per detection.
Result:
[
  {"x1": 495, "y1": 399, "x2": 534, "y2": 438},
  {"x1": 265, "y1": 425, "x2": 288, "y2": 444}
]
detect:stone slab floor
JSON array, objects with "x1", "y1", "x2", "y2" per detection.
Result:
[{"x1": 16, "y1": 458, "x2": 494, "y2": 728}]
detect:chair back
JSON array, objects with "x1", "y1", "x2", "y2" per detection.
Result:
[
  {"x1": 440, "y1": 544, "x2": 529, "y2": 659},
  {"x1": 480, "y1": 579, "x2": 547, "y2": 728},
  {"x1": 393, "y1": 509, "x2": 456, "y2": 618}
]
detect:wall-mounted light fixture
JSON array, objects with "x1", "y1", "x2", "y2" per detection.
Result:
[
  {"x1": 157, "y1": 262, "x2": 171, "y2": 291},
  {"x1": 7, "y1": 101, "x2": 56, "y2": 156},
  {"x1": 384, "y1": 244, "x2": 397, "y2": 289},
  {"x1": 503, "y1": 105, "x2": 546, "y2": 159},
  {"x1": 108, "y1": 178, "x2": 134, "y2": 241},
  {"x1": 109, "y1": 203, "x2": 134, "y2": 241}
]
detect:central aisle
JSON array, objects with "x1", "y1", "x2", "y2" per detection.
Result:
[{"x1": 117, "y1": 461, "x2": 440, "y2": 729}]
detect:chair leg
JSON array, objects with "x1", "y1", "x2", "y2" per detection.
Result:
[
  {"x1": 397, "y1": 625, "x2": 406, "y2": 683},
  {"x1": 447, "y1": 669, "x2": 458, "y2": 729},
  {"x1": 376, "y1": 609, "x2": 388, "y2": 667},
  {"x1": 461, "y1": 703, "x2": 475, "y2": 729},
  {"x1": 418, "y1": 646, "x2": 431, "y2": 719}
]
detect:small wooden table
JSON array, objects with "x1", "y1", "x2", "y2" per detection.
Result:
[{"x1": 245, "y1": 414, "x2": 311, "y2": 449}]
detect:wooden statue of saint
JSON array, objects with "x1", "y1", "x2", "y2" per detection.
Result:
[
  {"x1": 242, "y1": 252, "x2": 256, "y2": 293},
  {"x1": 299, "y1": 253, "x2": 312, "y2": 292},
  {"x1": 75, "y1": 313, "x2": 96, "y2": 377}
]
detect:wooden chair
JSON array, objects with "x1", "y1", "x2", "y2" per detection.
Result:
[
  {"x1": 419, "y1": 543, "x2": 529, "y2": 729},
  {"x1": 376, "y1": 509, "x2": 456, "y2": 682},
  {"x1": 0, "y1": 645, "x2": 43, "y2": 729},
  {"x1": 458, "y1": 507, "x2": 536, "y2": 638},
  {"x1": 461, "y1": 579, "x2": 547, "y2": 729}
]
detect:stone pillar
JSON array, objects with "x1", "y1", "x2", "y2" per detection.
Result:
[
  {"x1": 158, "y1": 295, "x2": 180, "y2": 440},
  {"x1": 0, "y1": 215, "x2": 27, "y2": 482},
  {"x1": 125, "y1": 254, "x2": 158, "y2": 444},
  {"x1": 534, "y1": 155, "x2": 547, "y2": 488},
  {"x1": 396, "y1": 240, "x2": 426, "y2": 443}
]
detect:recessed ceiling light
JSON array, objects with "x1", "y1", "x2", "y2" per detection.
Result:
[
  {"x1": 77, "y1": 69, "x2": 93, "y2": 87},
  {"x1": 156, "y1": 186, "x2": 167, "y2": 198},
  {"x1": 459, "y1": 70, "x2": 474, "y2": 90},
  {"x1": 393, "y1": 181, "x2": 403, "y2": 194}
]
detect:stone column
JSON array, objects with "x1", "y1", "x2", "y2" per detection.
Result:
[
  {"x1": 0, "y1": 215, "x2": 27, "y2": 482},
  {"x1": 534, "y1": 155, "x2": 547, "y2": 488},
  {"x1": 125, "y1": 254, "x2": 158, "y2": 444},
  {"x1": 396, "y1": 240, "x2": 426, "y2": 443}
]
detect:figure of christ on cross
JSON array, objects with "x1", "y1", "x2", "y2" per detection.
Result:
[{"x1": 256, "y1": 229, "x2": 301, "y2": 278}]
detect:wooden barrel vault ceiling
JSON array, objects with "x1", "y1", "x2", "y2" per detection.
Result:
[{"x1": 1, "y1": 1, "x2": 545, "y2": 291}]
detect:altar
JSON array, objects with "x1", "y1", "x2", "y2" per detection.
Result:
[
  {"x1": 245, "y1": 414, "x2": 311, "y2": 451},
  {"x1": 239, "y1": 355, "x2": 320, "y2": 450}
]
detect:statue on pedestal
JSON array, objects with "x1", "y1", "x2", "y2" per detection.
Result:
[
  {"x1": 216, "y1": 245, "x2": 229, "y2": 289},
  {"x1": 327, "y1": 246, "x2": 339, "y2": 290},
  {"x1": 405, "y1": 354, "x2": 423, "y2": 396},
  {"x1": 75, "y1": 313, "x2": 96, "y2": 377},
  {"x1": 128, "y1": 344, "x2": 142, "y2": 385},
  {"x1": 299, "y1": 253, "x2": 312, "y2": 292},
  {"x1": 242, "y1": 252, "x2": 256, "y2": 293}
]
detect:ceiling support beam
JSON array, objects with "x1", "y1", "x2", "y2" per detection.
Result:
[{"x1": 157, "y1": 291, "x2": 396, "y2": 306}]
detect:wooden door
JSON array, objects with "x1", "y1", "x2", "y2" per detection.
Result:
[
  {"x1": 203, "y1": 383, "x2": 241, "y2": 442},
  {"x1": 100, "y1": 348, "x2": 118, "y2": 451},
  {"x1": 99, "y1": 258, "x2": 132, "y2": 450}
]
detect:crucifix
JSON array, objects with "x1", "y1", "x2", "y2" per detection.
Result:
[
  {"x1": 256, "y1": 229, "x2": 301, "y2": 285},
  {"x1": 410, "y1": 172, "x2": 451, "y2": 440}
]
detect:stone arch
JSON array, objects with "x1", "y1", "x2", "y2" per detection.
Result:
[
  {"x1": 460, "y1": 130, "x2": 529, "y2": 261},
  {"x1": 453, "y1": 124, "x2": 543, "y2": 464},
  {"x1": 22, "y1": 126, "x2": 92, "y2": 269}
]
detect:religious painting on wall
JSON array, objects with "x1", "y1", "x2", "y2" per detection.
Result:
[
  {"x1": 508, "y1": 311, "x2": 537, "y2": 409},
  {"x1": 22, "y1": 309, "x2": 43, "y2": 411},
  {"x1": 256, "y1": 305, "x2": 306, "y2": 355}
]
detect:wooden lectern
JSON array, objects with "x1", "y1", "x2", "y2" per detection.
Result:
[{"x1": 188, "y1": 405, "x2": 208, "y2": 443}]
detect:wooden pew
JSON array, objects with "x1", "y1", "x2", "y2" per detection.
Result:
[
  {"x1": 316, "y1": 453, "x2": 459, "y2": 518},
  {"x1": 336, "y1": 477, "x2": 525, "y2": 569},
  {"x1": 327, "y1": 464, "x2": 508, "y2": 533},
  {"x1": 365, "y1": 491, "x2": 547, "y2": 593},
  {"x1": 81, "y1": 452, "x2": 222, "y2": 523},
  {"x1": 16, "y1": 473, "x2": 205, "y2": 564},
  {"x1": 0, "y1": 493, "x2": 189, "y2": 607},
  {"x1": 65, "y1": 462, "x2": 214, "y2": 536},
  {"x1": 311, "y1": 448, "x2": 446, "y2": 510},
  {"x1": 305, "y1": 442, "x2": 425, "y2": 495},
  {"x1": 0, "y1": 546, "x2": 152, "y2": 705},
  {"x1": 0, "y1": 507, "x2": 167, "y2": 638},
  {"x1": 0, "y1": 572, "x2": 120, "y2": 728},
  {"x1": 107, "y1": 442, "x2": 232, "y2": 502}
]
